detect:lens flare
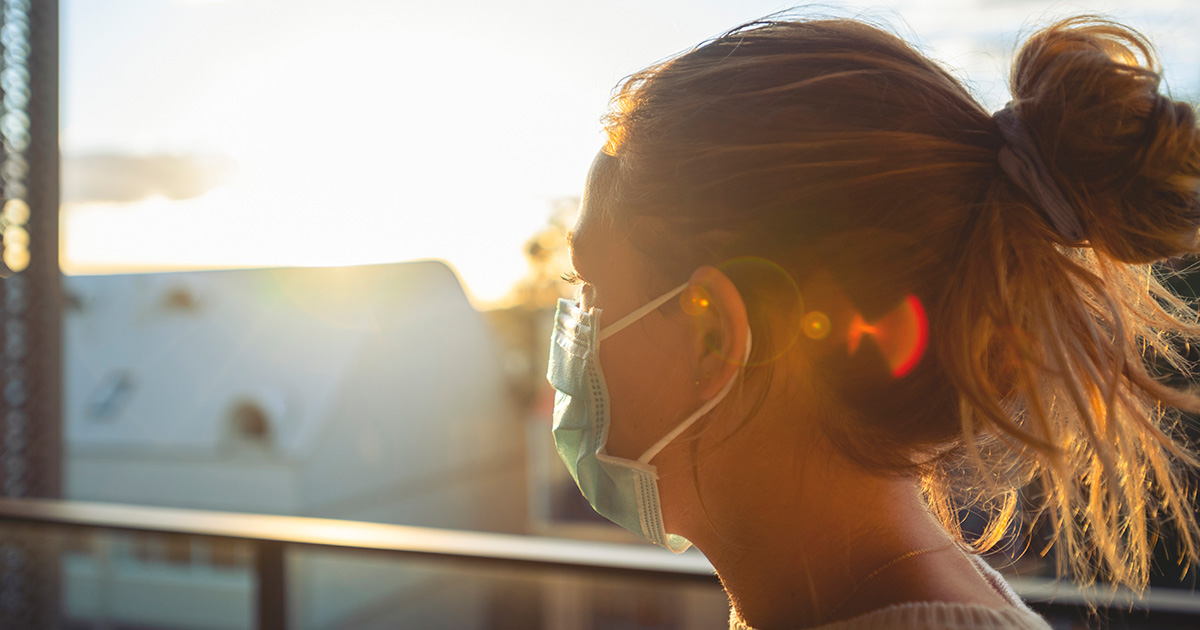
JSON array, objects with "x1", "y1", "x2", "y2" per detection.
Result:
[
  {"x1": 801, "y1": 311, "x2": 831, "y2": 340},
  {"x1": 680, "y1": 285, "x2": 710, "y2": 316},
  {"x1": 713, "y1": 256, "x2": 804, "y2": 366},
  {"x1": 846, "y1": 294, "x2": 928, "y2": 378}
]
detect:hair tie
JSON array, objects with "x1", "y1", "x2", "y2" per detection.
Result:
[{"x1": 993, "y1": 103, "x2": 1086, "y2": 242}]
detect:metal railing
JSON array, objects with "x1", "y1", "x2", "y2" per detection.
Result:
[
  {"x1": 0, "y1": 498, "x2": 716, "y2": 629},
  {"x1": 1, "y1": 498, "x2": 1198, "y2": 629}
]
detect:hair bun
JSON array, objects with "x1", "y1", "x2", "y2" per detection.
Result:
[{"x1": 1009, "y1": 16, "x2": 1200, "y2": 263}]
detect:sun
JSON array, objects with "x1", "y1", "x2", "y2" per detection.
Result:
[{"x1": 62, "y1": 29, "x2": 568, "y2": 308}]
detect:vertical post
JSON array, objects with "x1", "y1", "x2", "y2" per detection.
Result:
[
  {"x1": 256, "y1": 540, "x2": 287, "y2": 630},
  {"x1": 0, "y1": 0, "x2": 60, "y2": 627},
  {"x1": 0, "y1": 0, "x2": 61, "y2": 496}
]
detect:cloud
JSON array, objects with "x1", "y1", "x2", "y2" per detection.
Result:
[{"x1": 63, "y1": 154, "x2": 237, "y2": 203}]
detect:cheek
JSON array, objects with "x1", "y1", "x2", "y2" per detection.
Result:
[{"x1": 600, "y1": 327, "x2": 694, "y2": 460}]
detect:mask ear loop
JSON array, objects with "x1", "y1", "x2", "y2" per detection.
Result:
[
  {"x1": 598, "y1": 283, "x2": 689, "y2": 341},
  {"x1": 637, "y1": 329, "x2": 753, "y2": 465}
]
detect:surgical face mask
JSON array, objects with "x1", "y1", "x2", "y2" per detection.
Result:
[{"x1": 547, "y1": 282, "x2": 749, "y2": 552}]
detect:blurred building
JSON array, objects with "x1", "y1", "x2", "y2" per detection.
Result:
[{"x1": 60, "y1": 261, "x2": 528, "y2": 628}]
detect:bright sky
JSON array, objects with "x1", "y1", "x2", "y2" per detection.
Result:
[{"x1": 61, "y1": 0, "x2": 1200, "y2": 307}]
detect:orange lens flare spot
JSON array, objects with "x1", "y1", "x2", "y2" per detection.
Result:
[
  {"x1": 801, "y1": 311, "x2": 831, "y2": 340},
  {"x1": 846, "y1": 294, "x2": 928, "y2": 378},
  {"x1": 847, "y1": 313, "x2": 874, "y2": 354},
  {"x1": 887, "y1": 295, "x2": 928, "y2": 378},
  {"x1": 680, "y1": 285, "x2": 710, "y2": 316}
]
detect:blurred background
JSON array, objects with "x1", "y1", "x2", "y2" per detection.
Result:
[
  {"x1": 60, "y1": 0, "x2": 1200, "y2": 303},
  {"x1": 0, "y1": 0, "x2": 1198, "y2": 628}
]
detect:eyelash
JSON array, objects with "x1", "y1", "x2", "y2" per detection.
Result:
[{"x1": 561, "y1": 271, "x2": 585, "y2": 285}]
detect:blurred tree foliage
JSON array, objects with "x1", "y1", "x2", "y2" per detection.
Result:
[
  {"x1": 482, "y1": 198, "x2": 580, "y2": 415},
  {"x1": 509, "y1": 197, "x2": 578, "y2": 310}
]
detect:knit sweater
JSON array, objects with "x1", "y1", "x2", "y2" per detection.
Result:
[{"x1": 729, "y1": 556, "x2": 1053, "y2": 630}]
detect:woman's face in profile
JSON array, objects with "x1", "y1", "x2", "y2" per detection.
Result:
[{"x1": 568, "y1": 152, "x2": 699, "y2": 466}]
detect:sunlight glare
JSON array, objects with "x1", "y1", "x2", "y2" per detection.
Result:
[{"x1": 62, "y1": 30, "x2": 567, "y2": 307}]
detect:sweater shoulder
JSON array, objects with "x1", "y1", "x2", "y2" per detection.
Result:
[
  {"x1": 730, "y1": 601, "x2": 1052, "y2": 630},
  {"x1": 729, "y1": 556, "x2": 1054, "y2": 630}
]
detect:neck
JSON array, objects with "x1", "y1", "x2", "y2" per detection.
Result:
[{"x1": 659, "y1": 412, "x2": 956, "y2": 629}]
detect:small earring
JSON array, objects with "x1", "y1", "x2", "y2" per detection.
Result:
[{"x1": 694, "y1": 379, "x2": 701, "y2": 386}]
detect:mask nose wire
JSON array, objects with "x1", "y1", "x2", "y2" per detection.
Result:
[{"x1": 637, "y1": 329, "x2": 752, "y2": 465}]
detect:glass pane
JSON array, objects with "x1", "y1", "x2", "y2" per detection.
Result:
[
  {"x1": 62, "y1": 530, "x2": 255, "y2": 629},
  {"x1": 19, "y1": 521, "x2": 732, "y2": 629},
  {"x1": 285, "y1": 547, "x2": 728, "y2": 630}
]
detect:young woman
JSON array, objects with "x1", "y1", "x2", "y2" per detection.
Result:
[{"x1": 548, "y1": 13, "x2": 1200, "y2": 629}]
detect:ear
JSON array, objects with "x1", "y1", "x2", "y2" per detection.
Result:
[{"x1": 686, "y1": 265, "x2": 750, "y2": 399}]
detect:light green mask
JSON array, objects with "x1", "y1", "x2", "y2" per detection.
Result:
[{"x1": 547, "y1": 283, "x2": 748, "y2": 552}]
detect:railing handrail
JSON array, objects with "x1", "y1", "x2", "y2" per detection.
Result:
[
  {"x1": 3, "y1": 498, "x2": 1199, "y2": 615},
  {"x1": 0, "y1": 498, "x2": 717, "y2": 581}
]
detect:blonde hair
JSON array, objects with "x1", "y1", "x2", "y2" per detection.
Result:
[{"x1": 601, "y1": 15, "x2": 1200, "y2": 591}]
